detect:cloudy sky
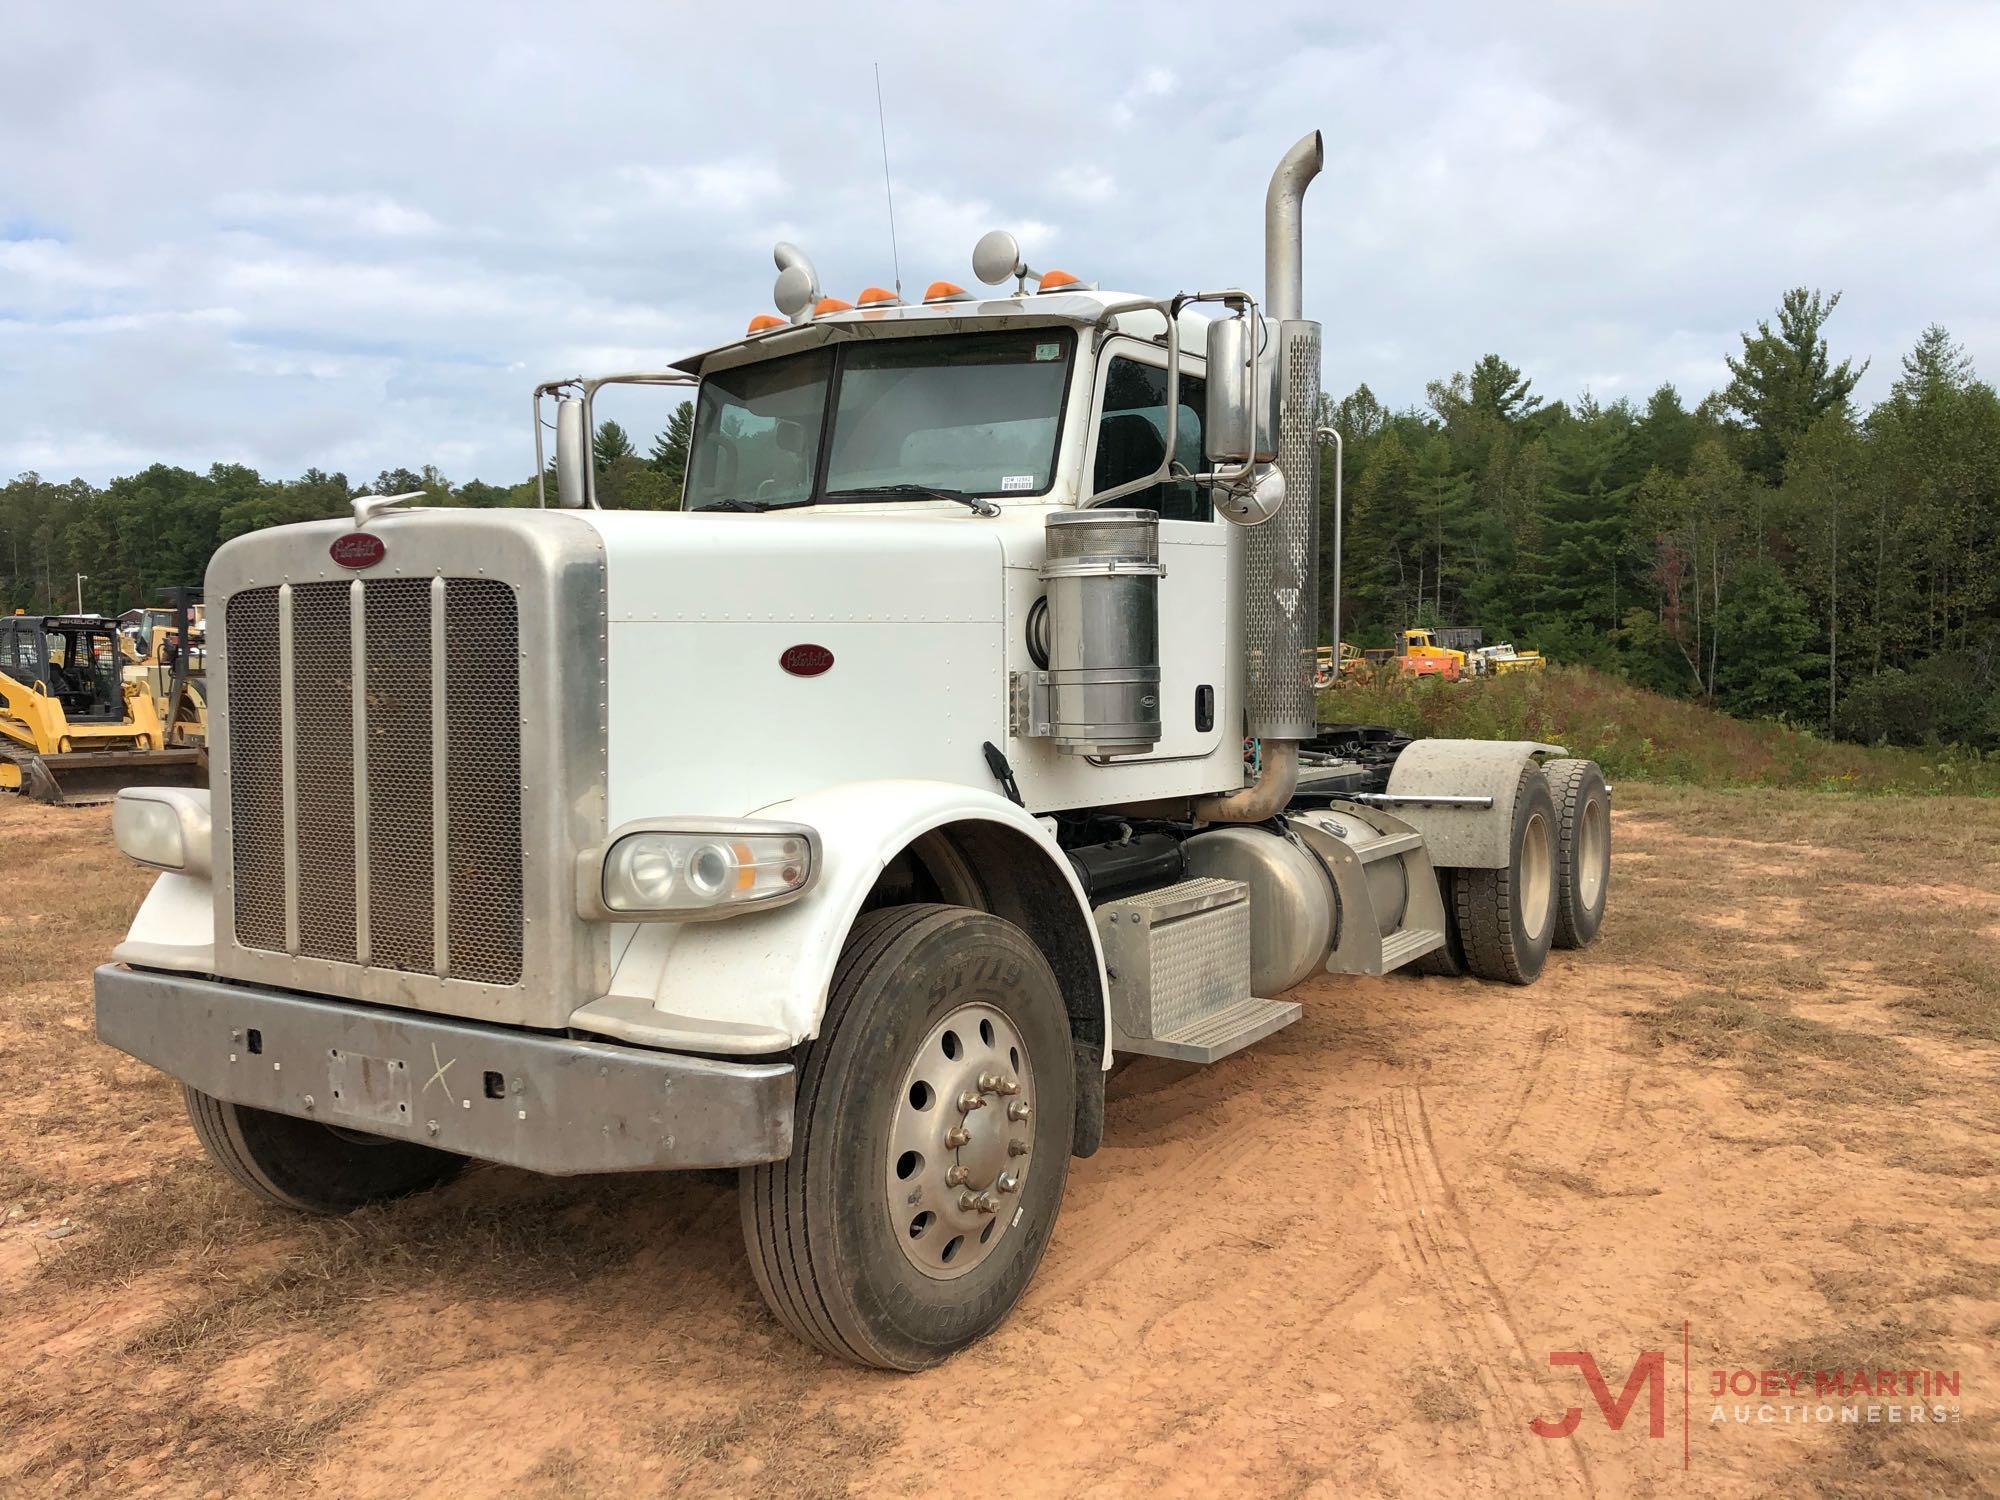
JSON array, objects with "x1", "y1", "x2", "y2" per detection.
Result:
[{"x1": 5, "y1": 1, "x2": 1998, "y2": 485}]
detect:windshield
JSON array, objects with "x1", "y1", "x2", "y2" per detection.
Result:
[{"x1": 683, "y1": 329, "x2": 1074, "y2": 510}]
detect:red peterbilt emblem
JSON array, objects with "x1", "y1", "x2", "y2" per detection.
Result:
[
  {"x1": 329, "y1": 533, "x2": 387, "y2": 569},
  {"x1": 780, "y1": 643, "x2": 834, "y2": 677}
]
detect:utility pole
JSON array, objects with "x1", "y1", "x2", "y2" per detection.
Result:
[{"x1": 75, "y1": 573, "x2": 88, "y2": 614}]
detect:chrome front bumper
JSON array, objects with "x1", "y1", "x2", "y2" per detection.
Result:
[{"x1": 94, "y1": 964, "x2": 794, "y2": 1175}]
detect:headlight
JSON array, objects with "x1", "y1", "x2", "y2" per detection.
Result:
[
  {"x1": 585, "y1": 820, "x2": 818, "y2": 921},
  {"x1": 112, "y1": 788, "x2": 213, "y2": 879}
]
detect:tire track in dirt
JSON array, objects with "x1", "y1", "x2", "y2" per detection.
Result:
[
  {"x1": 1480, "y1": 1009, "x2": 1633, "y2": 1172},
  {"x1": 1364, "y1": 1084, "x2": 1595, "y2": 1496}
]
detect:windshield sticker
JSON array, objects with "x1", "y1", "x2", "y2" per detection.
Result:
[
  {"x1": 1000, "y1": 475, "x2": 1037, "y2": 492},
  {"x1": 1035, "y1": 342, "x2": 1060, "y2": 362}
]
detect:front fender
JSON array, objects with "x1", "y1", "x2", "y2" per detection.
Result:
[
  {"x1": 112, "y1": 871, "x2": 215, "y2": 973},
  {"x1": 571, "y1": 779, "x2": 1109, "y2": 1057}
]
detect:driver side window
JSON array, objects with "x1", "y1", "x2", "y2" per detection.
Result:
[{"x1": 1093, "y1": 357, "x2": 1210, "y2": 521}]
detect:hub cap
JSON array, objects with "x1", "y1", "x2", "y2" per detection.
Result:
[
  {"x1": 1520, "y1": 810, "x2": 1553, "y2": 942},
  {"x1": 888, "y1": 1002, "x2": 1035, "y2": 1280},
  {"x1": 1578, "y1": 793, "x2": 1608, "y2": 909}
]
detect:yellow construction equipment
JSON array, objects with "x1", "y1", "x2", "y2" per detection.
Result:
[
  {"x1": 1, "y1": 613, "x2": 203, "y2": 804},
  {"x1": 121, "y1": 590, "x2": 209, "y2": 751},
  {"x1": 1470, "y1": 642, "x2": 1546, "y2": 676}
]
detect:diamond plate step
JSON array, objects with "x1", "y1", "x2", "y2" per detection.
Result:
[
  {"x1": 1378, "y1": 927, "x2": 1444, "y2": 973},
  {"x1": 1116, "y1": 995, "x2": 1302, "y2": 1065}
]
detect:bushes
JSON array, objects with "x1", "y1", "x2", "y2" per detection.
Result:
[{"x1": 1836, "y1": 655, "x2": 2000, "y2": 750}]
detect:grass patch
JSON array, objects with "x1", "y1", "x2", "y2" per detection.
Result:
[
  {"x1": 1321, "y1": 665, "x2": 2000, "y2": 794},
  {"x1": 1408, "y1": 1363, "x2": 1478, "y2": 1424}
]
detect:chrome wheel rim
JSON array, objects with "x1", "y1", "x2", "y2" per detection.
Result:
[
  {"x1": 888, "y1": 1002, "x2": 1035, "y2": 1280},
  {"x1": 1520, "y1": 810, "x2": 1553, "y2": 942},
  {"x1": 1578, "y1": 793, "x2": 1609, "y2": 910}
]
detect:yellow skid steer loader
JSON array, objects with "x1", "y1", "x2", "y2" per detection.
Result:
[{"x1": 1, "y1": 613, "x2": 204, "y2": 805}]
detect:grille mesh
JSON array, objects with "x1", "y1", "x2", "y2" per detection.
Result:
[
  {"x1": 363, "y1": 579, "x2": 436, "y2": 973},
  {"x1": 226, "y1": 589, "x2": 285, "y2": 952},
  {"x1": 444, "y1": 579, "x2": 522, "y2": 983},
  {"x1": 225, "y1": 573, "x2": 523, "y2": 986},
  {"x1": 292, "y1": 583, "x2": 357, "y2": 963}
]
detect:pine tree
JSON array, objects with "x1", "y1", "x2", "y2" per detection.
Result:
[{"x1": 1723, "y1": 289, "x2": 1868, "y2": 481}]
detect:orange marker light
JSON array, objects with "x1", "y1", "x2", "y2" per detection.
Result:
[
  {"x1": 812, "y1": 296, "x2": 854, "y2": 316},
  {"x1": 856, "y1": 286, "x2": 901, "y2": 308},
  {"x1": 924, "y1": 280, "x2": 974, "y2": 304},
  {"x1": 747, "y1": 313, "x2": 785, "y2": 333},
  {"x1": 1038, "y1": 268, "x2": 1082, "y2": 292}
]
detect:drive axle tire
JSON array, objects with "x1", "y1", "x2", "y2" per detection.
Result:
[
  {"x1": 1409, "y1": 869, "x2": 1468, "y2": 977},
  {"x1": 184, "y1": 1086, "x2": 465, "y2": 1214},
  {"x1": 1454, "y1": 766, "x2": 1559, "y2": 985},
  {"x1": 1543, "y1": 758, "x2": 1611, "y2": 949},
  {"x1": 741, "y1": 904, "x2": 1075, "y2": 1371}
]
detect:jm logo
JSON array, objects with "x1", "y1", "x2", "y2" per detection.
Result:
[{"x1": 1531, "y1": 1351, "x2": 1667, "y2": 1439}]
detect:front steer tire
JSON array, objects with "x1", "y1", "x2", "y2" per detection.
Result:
[
  {"x1": 183, "y1": 1086, "x2": 466, "y2": 1214},
  {"x1": 740, "y1": 904, "x2": 1075, "y2": 1371},
  {"x1": 1454, "y1": 765, "x2": 1559, "y2": 986}
]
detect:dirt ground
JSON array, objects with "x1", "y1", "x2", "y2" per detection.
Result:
[{"x1": 2, "y1": 786, "x2": 1997, "y2": 1498}]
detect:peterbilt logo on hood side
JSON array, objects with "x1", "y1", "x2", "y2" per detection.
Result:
[
  {"x1": 780, "y1": 644, "x2": 834, "y2": 677},
  {"x1": 330, "y1": 533, "x2": 387, "y2": 569}
]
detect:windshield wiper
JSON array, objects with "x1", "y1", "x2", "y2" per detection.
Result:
[
  {"x1": 820, "y1": 484, "x2": 1001, "y2": 517},
  {"x1": 692, "y1": 498, "x2": 773, "y2": 513}
]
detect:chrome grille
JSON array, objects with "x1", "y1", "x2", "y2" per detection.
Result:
[
  {"x1": 444, "y1": 579, "x2": 522, "y2": 983},
  {"x1": 225, "y1": 576, "x2": 523, "y2": 985},
  {"x1": 292, "y1": 583, "x2": 356, "y2": 963},
  {"x1": 225, "y1": 589, "x2": 285, "y2": 952},
  {"x1": 363, "y1": 579, "x2": 436, "y2": 972}
]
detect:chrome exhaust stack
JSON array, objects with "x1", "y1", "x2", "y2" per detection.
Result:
[{"x1": 1196, "y1": 130, "x2": 1324, "y2": 823}]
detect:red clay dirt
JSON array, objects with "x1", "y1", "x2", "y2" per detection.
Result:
[{"x1": 2, "y1": 787, "x2": 1996, "y2": 1496}]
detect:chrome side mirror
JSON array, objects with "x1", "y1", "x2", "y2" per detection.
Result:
[
  {"x1": 1205, "y1": 314, "x2": 1279, "y2": 468},
  {"x1": 555, "y1": 397, "x2": 590, "y2": 509}
]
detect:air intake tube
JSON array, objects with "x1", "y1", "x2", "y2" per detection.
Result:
[{"x1": 1194, "y1": 129, "x2": 1324, "y2": 824}]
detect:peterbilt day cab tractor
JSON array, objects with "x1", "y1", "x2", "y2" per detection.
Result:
[{"x1": 95, "y1": 131, "x2": 1612, "y2": 1371}]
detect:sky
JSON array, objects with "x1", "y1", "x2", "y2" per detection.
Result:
[{"x1": 5, "y1": 0, "x2": 1999, "y2": 486}]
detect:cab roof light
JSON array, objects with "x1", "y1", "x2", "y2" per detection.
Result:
[
  {"x1": 1036, "y1": 268, "x2": 1086, "y2": 293},
  {"x1": 856, "y1": 285, "x2": 902, "y2": 308},
  {"x1": 747, "y1": 313, "x2": 785, "y2": 333},
  {"x1": 924, "y1": 280, "x2": 975, "y2": 305},
  {"x1": 812, "y1": 296, "x2": 854, "y2": 317}
]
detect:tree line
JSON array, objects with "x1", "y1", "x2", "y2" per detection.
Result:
[
  {"x1": 1321, "y1": 292, "x2": 2000, "y2": 751},
  {"x1": 5, "y1": 290, "x2": 1996, "y2": 751}
]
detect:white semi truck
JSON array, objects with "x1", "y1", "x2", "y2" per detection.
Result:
[{"x1": 95, "y1": 131, "x2": 1611, "y2": 1370}]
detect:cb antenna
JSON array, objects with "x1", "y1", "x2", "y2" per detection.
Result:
[{"x1": 874, "y1": 62, "x2": 902, "y2": 297}]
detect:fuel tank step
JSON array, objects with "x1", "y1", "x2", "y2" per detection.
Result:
[
  {"x1": 1095, "y1": 876, "x2": 1304, "y2": 1065},
  {"x1": 1378, "y1": 927, "x2": 1445, "y2": 973},
  {"x1": 1116, "y1": 994, "x2": 1302, "y2": 1064}
]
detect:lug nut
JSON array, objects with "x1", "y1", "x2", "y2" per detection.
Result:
[
  {"x1": 998, "y1": 1076, "x2": 1020, "y2": 1096},
  {"x1": 958, "y1": 1193, "x2": 997, "y2": 1215},
  {"x1": 958, "y1": 1092, "x2": 987, "y2": 1112},
  {"x1": 945, "y1": 1165, "x2": 969, "y2": 1187},
  {"x1": 944, "y1": 1125, "x2": 971, "y2": 1148},
  {"x1": 1008, "y1": 1139, "x2": 1029, "y2": 1157},
  {"x1": 997, "y1": 1172, "x2": 1020, "y2": 1194},
  {"x1": 1007, "y1": 1101, "x2": 1032, "y2": 1122}
]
